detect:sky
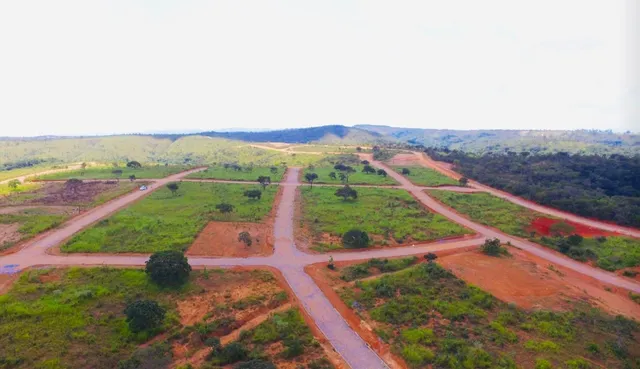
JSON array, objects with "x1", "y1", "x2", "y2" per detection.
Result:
[{"x1": 0, "y1": 0, "x2": 636, "y2": 136}]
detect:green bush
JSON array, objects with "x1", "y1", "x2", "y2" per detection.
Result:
[
  {"x1": 534, "y1": 358, "x2": 553, "y2": 369},
  {"x1": 565, "y1": 358, "x2": 591, "y2": 369},
  {"x1": 401, "y1": 344, "x2": 434, "y2": 366},
  {"x1": 145, "y1": 250, "x2": 192, "y2": 287},
  {"x1": 342, "y1": 229, "x2": 370, "y2": 249},
  {"x1": 401, "y1": 328, "x2": 434, "y2": 344},
  {"x1": 124, "y1": 300, "x2": 166, "y2": 333},
  {"x1": 524, "y1": 340, "x2": 560, "y2": 353}
]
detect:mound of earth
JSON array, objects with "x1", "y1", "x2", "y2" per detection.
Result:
[
  {"x1": 529, "y1": 217, "x2": 618, "y2": 237},
  {"x1": 187, "y1": 221, "x2": 273, "y2": 257}
]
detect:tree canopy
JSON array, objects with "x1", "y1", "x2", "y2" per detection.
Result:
[
  {"x1": 124, "y1": 300, "x2": 165, "y2": 332},
  {"x1": 145, "y1": 250, "x2": 192, "y2": 287},
  {"x1": 342, "y1": 229, "x2": 370, "y2": 248}
]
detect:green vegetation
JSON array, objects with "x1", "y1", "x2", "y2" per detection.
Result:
[
  {"x1": 481, "y1": 238, "x2": 510, "y2": 257},
  {"x1": 302, "y1": 165, "x2": 398, "y2": 185},
  {"x1": 336, "y1": 262, "x2": 640, "y2": 369},
  {"x1": 428, "y1": 190, "x2": 640, "y2": 271},
  {"x1": 145, "y1": 251, "x2": 192, "y2": 287},
  {"x1": 340, "y1": 257, "x2": 418, "y2": 281},
  {"x1": 300, "y1": 186, "x2": 470, "y2": 251},
  {"x1": 36, "y1": 165, "x2": 193, "y2": 180},
  {"x1": 186, "y1": 165, "x2": 285, "y2": 182},
  {"x1": 0, "y1": 209, "x2": 66, "y2": 251},
  {"x1": 342, "y1": 229, "x2": 370, "y2": 249},
  {"x1": 0, "y1": 181, "x2": 41, "y2": 196},
  {"x1": 391, "y1": 166, "x2": 459, "y2": 186},
  {"x1": 62, "y1": 182, "x2": 277, "y2": 253},
  {"x1": 0, "y1": 164, "x2": 65, "y2": 182}
]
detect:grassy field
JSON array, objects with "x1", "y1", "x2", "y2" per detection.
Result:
[
  {"x1": 36, "y1": 165, "x2": 193, "y2": 180},
  {"x1": 302, "y1": 165, "x2": 398, "y2": 185},
  {"x1": 0, "y1": 210, "x2": 67, "y2": 250},
  {"x1": 300, "y1": 187, "x2": 470, "y2": 251},
  {"x1": 392, "y1": 166, "x2": 459, "y2": 186},
  {"x1": 334, "y1": 261, "x2": 640, "y2": 369},
  {"x1": 186, "y1": 165, "x2": 286, "y2": 182},
  {"x1": 0, "y1": 181, "x2": 41, "y2": 196},
  {"x1": 0, "y1": 165, "x2": 64, "y2": 182},
  {"x1": 289, "y1": 145, "x2": 370, "y2": 153},
  {"x1": 0, "y1": 267, "x2": 328, "y2": 369},
  {"x1": 428, "y1": 190, "x2": 640, "y2": 271},
  {"x1": 62, "y1": 182, "x2": 277, "y2": 253}
]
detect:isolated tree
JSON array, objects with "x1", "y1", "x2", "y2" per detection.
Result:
[
  {"x1": 356, "y1": 147, "x2": 362, "y2": 152},
  {"x1": 362, "y1": 165, "x2": 376, "y2": 174},
  {"x1": 401, "y1": 168, "x2": 411, "y2": 175},
  {"x1": 342, "y1": 229, "x2": 370, "y2": 249},
  {"x1": 167, "y1": 182, "x2": 179, "y2": 196},
  {"x1": 342, "y1": 166, "x2": 356, "y2": 183},
  {"x1": 216, "y1": 202, "x2": 234, "y2": 214},
  {"x1": 567, "y1": 234, "x2": 584, "y2": 246},
  {"x1": 328, "y1": 172, "x2": 337, "y2": 180},
  {"x1": 335, "y1": 185, "x2": 358, "y2": 201},
  {"x1": 127, "y1": 161, "x2": 142, "y2": 169},
  {"x1": 145, "y1": 250, "x2": 192, "y2": 287},
  {"x1": 112, "y1": 169, "x2": 123, "y2": 182},
  {"x1": 129, "y1": 174, "x2": 136, "y2": 182},
  {"x1": 481, "y1": 238, "x2": 505, "y2": 256},
  {"x1": 80, "y1": 162, "x2": 87, "y2": 175},
  {"x1": 361, "y1": 160, "x2": 369, "y2": 165},
  {"x1": 244, "y1": 189, "x2": 262, "y2": 200},
  {"x1": 377, "y1": 169, "x2": 387, "y2": 177},
  {"x1": 257, "y1": 176, "x2": 271, "y2": 190},
  {"x1": 458, "y1": 177, "x2": 469, "y2": 186},
  {"x1": 270, "y1": 166, "x2": 278, "y2": 175},
  {"x1": 424, "y1": 253, "x2": 438, "y2": 263},
  {"x1": 304, "y1": 172, "x2": 318, "y2": 188},
  {"x1": 124, "y1": 300, "x2": 165, "y2": 332},
  {"x1": 238, "y1": 231, "x2": 252, "y2": 247},
  {"x1": 333, "y1": 163, "x2": 346, "y2": 171},
  {"x1": 7, "y1": 179, "x2": 19, "y2": 190}
]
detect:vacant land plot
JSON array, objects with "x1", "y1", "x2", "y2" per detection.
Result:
[
  {"x1": 0, "y1": 182, "x2": 41, "y2": 196},
  {"x1": 186, "y1": 165, "x2": 285, "y2": 182},
  {"x1": 327, "y1": 261, "x2": 640, "y2": 369},
  {"x1": 36, "y1": 165, "x2": 192, "y2": 180},
  {"x1": 0, "y1": 181, "x2": 139, "y2": 251},
  {"x1": 62, "y1": 182, "x2": 277, "y2": 253},
  {"x1": 391, "y1": 166, "x2": 459, "y2": 187},
  {"x1": 187, "y1": 221, "x2": 273, "y2": 257},
  {"x1": 298, "y1": 187, "x2": 471, "y2": 251},
  {"x1": 0, "y1": 267, "x2": 333, "y2": 369},
  {"x1": 429, "y1": 190, "x2": 640, "y2": 272},
  {"x1": 302, "y1": 165, "x2": 398, "y2": 185}
]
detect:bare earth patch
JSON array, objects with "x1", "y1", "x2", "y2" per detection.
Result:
[
  {"x1": 0, "y1": 206, "x2": 78, "y2": 215},
  {"x1": 386, "y1": 153, "x2": 421, "y2": 166},
  {"x1": 187, "y1": 221, "x2": 273, "y2": 257},
  {"x1": 0, "y1": 223, "x2": 21, "y2": 247}
]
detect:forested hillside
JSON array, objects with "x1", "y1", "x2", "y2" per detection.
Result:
[
  {"x1": 199, "y1": 125, "x2": 387, "y2": 144},
  {"x1": 426, "y1": 148, "x2": 640, "y2": 228}
]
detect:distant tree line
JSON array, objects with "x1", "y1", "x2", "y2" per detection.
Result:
[{"x1": 425, "y1": 148, "x2": 640, "y2": 228}]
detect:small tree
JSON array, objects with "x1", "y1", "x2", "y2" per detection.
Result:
[
  {"x1": 244, "y1": 189, "x2": 262, "y2": 200},
  {"x1": 356, "y1": 147, "x2": 362, "y2": 152},
  {"x1": 145, "y1": 250, "x2": 192, "y2": 287},
  {"x1": 338, "y1": 173, "x2": 347, "y2": 183},
  {"x1": 257, "y1": 176, "x2": 271, "y2": 190},
  {"x1": 216, "y1": 203, "x2": 234, "y2": 214},
  {"x1": 361, "y1": 160, "x2": 369, "y2": 165},
  {"x1": 362, "y1": 165, "x2": 376, "y2": 174},
  {"x1": 129, "y1": 174, "x2": 136, "y2": 182},
  {"x1": 270, "y1": 166, "x2": 278, "y2": 175},
  {"x1": 481, "y1": 238, "x2": 507, "y2": 257},
  {"x1": 124, "y1": 300, "x2": 165, "y2": 332},
  {"x1": 238, "y1": 231, "x2": 252, "y2": 247},
  {"x1": 342, "y1": 229, "x2": 370, "y2": 249},
  {"x1": 335, "y1": 185, "x2": 358, "y2": 201},
  {"x1": 377, "y1": 169, "x2": 387, "y2": 177},
  {"x1": 304, "y1": 172, "x2": 318, "y2": 188},
  {"x1": 567, "y1": 234, "x2": 584, "y2": 246},
  {"x1": 127, "y1": 161, "x2": 142, "y2": 169},
  {"x1": 458, "y1": 177, "x2": 469, "y2": 186},
  {"x1": 167, "y1": 182, "x2": 179, "y2": 196},
  {"x1": 329, "y1": 172, "x2": 337, "y2": 180},
  {"x1": 424, "y1": 253, "x2": 438, "y2": 263},
  {"x1": 7, "y1": 179, "x2": 20, "y2": 190},
  {"x1": 401, "y1": 168, "x2": 411, "y2": 175},
  {"x1": 112, "y1": 169, "x2": 123, "y2": 182},
  {"x1": 342, "y1": 166, "x2": 356, "y2": 183},
  {"x1": 80, "y1": 162, "x2": 87, "y2": 175}
]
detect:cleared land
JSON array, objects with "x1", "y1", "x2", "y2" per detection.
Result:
[
  {"x1": 298, "y1": 186, "x2": 471, "y2": 252},
  {"x1": 302, "y1": 165, "x2": 398, "y2": 185},
  {"x1": 0, "y1": 267, "x2": 334, "y2": 369},
  {"x1": 0, "y1": 181, "x2": 139, "y2": 251},
  {"x1": 186, "y1": 165, "x2": 285, "y2": 182},
  {"x1": 391, "y1": 166, "x2": 459, "y2": 187},
  {"x1": 323, "y1": 260, "x2": 640, "y2": 369},
  {"x1": 428, "y1": 190, "x2": 640, "y2": 272},
  {"x1": 62, "y1": 182, "x2": 277, "y2": 253},
  {"x1": 35, "y1": 165, "x2": 193, "y2": 180}
]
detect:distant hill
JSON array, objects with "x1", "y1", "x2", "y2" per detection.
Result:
[{"x1": 198, "y1": 125, "x2": 389, "y2": 144}]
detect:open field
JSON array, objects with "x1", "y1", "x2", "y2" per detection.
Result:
[
  {"x1": 186, "y1": 165, "x2": 286, "y2": 182},
  {"x1": 319, "y1": 260, "x2": 640, "y2": 369},
  {"x1": 298, "y1": 186, "x2": 471, "y2": 252},
  {"x1": 0, "y1": 165, "x2": 66, "y2": 182},
  {"x1": 35, "y1": 165, "x2": 193, "y2": 180},
  {"x1": 303, "y1": 165, "x2": 398, "y2": 185},
  {"x1": 0, "y1": 267, "x2": 333, "y2": 369},
  {"x1": 62, "y1": 182, "x2": 277, "y2": 253},
  {"x1": 289, "y1": 145, "x2": 370, "y2": 153},
  {"x1": 429, "y1": 190, "x2": 640, "y2": 272},
  {"x1": 0, "y1": 181, "x2": 140, "y2": 251},
  {"x1": 0, "y1": 181, "x2": 41, "y2": 196},
  {"x1": 391, "y1": 166, "x2": 459, "y2": 187}
]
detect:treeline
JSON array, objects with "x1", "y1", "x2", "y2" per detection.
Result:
[
  {"x1": 1, "y1": 159, "x2": 51, "y2": 172},
  {"x1": 425, "y1": 148, "x2": 640, "y2": 228}
]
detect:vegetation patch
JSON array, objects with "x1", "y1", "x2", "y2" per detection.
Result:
[
  {"x1": 391, "y1": 166, "x2": 459, "y2": 186},
  {"x1": 62, "y1": 182, "x2": 277, "y2": 253},
  {"x1": 186, "y1": 165, "x2": 285, "y2": 182},
  {"x1": 428, "y1": 190, "x2": 640, "y2": 271},
  {"x1": 302, "y1": 165, "x2": 398, "y2": 185},
  {"x1": 300, "y1": 186, "x2": 470, "y2": 251},
  {"x1": 36, "y1": 164, "x2": 193, "y2": 180}
]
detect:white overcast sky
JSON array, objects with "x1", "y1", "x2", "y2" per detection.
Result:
[{"x1": 0, "y1": 0, "x2": 636, "y2": 136}]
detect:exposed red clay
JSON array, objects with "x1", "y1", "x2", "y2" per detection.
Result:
[{"x1": 529, "y1": 217, "x2": 619, "y2": 237}]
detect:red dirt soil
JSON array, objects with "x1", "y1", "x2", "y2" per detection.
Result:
[
  {"x1": 385, "y1": 153, "x2": 421, "y2": 166},
  {"x1": 529, "y1": 217, "x2": 619, "y2": 237},
  {"x1": 187, "y1": 221, "x2": 273, "y2": 257}
]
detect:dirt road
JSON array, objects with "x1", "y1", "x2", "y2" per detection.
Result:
[{"x1": 0, "y1": 164, "x2": 82, "y2": 185}]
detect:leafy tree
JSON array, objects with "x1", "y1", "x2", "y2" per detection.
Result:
[
  {"x1": 167, "y1": 182, "x2": 179, "y2": 196},
  {"x1": 145, "y1": 250, "x2": 192, "y2": 287},
  {"x1": 342, "y1": 166, "x2": 356, "y2": 183},
  {"x1": 361, "y1": 160, "x2": 369, "y2": 165},
  {"x1": 7, "y1": 179, "x2": 19, "y2": 190},
  {"x1": 112, "y1": 169, "x2": 123, "y2": 182},
  {"x1": 481, "y1": 238, "x2": 507, "y2": 256},
  {"x1": 458, "y1": 177, "x2": 468, "y2": 186},
  {"x1": 304, "y1": 172, "x2": 318, "y2": 188},
  {"x1": 362, "y1": 165, "x2": 376, "y2": 174},
  {"x1": 424, "y1": 253, "x2": 438, "y2": 263},
  {"x1": 216, "y1": 202, "x2": 235, "y2": 214},
  {"x1": 356, "y1": 147, "x2": 362, "y2": 152},
  {"x1": 80, "y1": 162, "x2": 87, "y2": 175},
  {"x1": 124, "y1": 300, "x2": 165, "y2": 332},
  {"x1": 342, "y1": 229, "x2": 370, "y2": 249},
  {"x1": 377, "y1": 169, "x2": 387, "y2": 177},
  {"x1": 329, "y1": 172, "x2": 337, "y2": 180},
  {"x1": 334, "y1": 163, "x2": 347, "y2": 171},
  {"x1": 238, "y1": 231, "x2": 252, "y2": 247},
  {"x1": 338, "y1": 173, "x2": 347, "y2": 183},
  {"x1": 126, "y1": 161, "x2": 142, "y2": 169},
  {"x1": 257, "y1": 176, "x2": 271, "y2": 190},
  {"x1": 567, "y1": 234, "x2": 584, "y2": 246},
  {"x1": 129, "y1": 174, "x2": 136, "y2": 182},
  {"x1": 270, "y1": 166, "x2": 278, "y2": 174},
  {"x1": 401, "y1": 168, "x2": 411, "y2": 175},
  {"x1": 335, "y1": 185, "x2": 358, "y2": 201},
  {"x1": 244, "y1": 189, "x2": 262, "y2": 200}
]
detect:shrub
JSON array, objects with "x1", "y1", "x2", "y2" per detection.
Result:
[
  {"x1": 481, "y1": 238, "x2": 508, "y2": 256},
  {"x1": 401, "y1": 344, "x2": 434, "y2": 366},
  {"x1": 342, "y1": 229, "x2": 370, "y2": 249},
  {"x1": 524, "y1": 340, "x2": 560, "y2": 353},
  {"x1": 534, "y1": 358, "x2": 553, "y2": 369},
  {"x1": 215, "y1": 342, "x2": 248, "y2": 365},
  {"x1": 401, "y1": 328, "x2": 434, "y2": 344},
  {"x1": 124, "y1": 300, "x2": 166, "y2": 332},
  {"x1": 145, "y1": 250, "x2": 192, "y2": 287},
  {"x1": 565, "y1": 358, "x2": 591, "y2": 369}
]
